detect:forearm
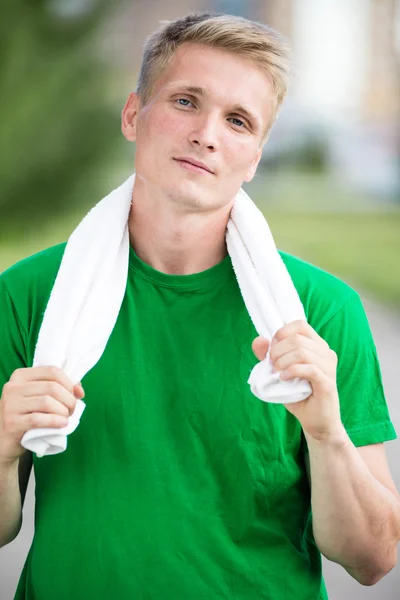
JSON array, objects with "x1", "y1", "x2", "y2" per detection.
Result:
[
  {"x1": 0, "y1": 459, "x2": 22, "y2": 548},
  {"x1": 305, "y1": 427, "x2": 400, "y2": 585}
]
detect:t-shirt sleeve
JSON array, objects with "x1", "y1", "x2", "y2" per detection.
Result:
[
  {"x1": 0, "y1": 277, "x2": 28, "y2": 393},
  {"x1": 317, "y1": 291, "x2": 397, "y2": 447}
]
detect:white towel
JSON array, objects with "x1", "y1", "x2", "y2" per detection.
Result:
[{"x1": 21, "y1": 174, "x2": 311, "y2": 457}]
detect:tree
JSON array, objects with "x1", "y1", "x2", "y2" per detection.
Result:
[{"x1": 0, "y1": 0, "x2": 122, "y2": 229}]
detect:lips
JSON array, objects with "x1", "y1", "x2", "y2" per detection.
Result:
[{"x1": 174, "y1": 157, "x2": 214, "y2": 174}]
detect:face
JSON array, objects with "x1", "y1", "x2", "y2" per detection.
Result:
[{"x1": 122, "y1": 42, "x2": 277, "y2": 212}]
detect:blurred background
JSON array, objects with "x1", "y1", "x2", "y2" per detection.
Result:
[{"x1": 0, "y1": 0, "x2": 399, "y2": 599}]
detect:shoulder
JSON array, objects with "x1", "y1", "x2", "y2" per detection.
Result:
[
  {"x1": 0, "y1": 243, "x2": 67, "y2": 300},
  {"x1": 278, "y1": 249, "x2": 360, "y2": 332},
  {"x1": 0, "y1": 243, "x2": 67, "y2": 333},
  {"x1": 0, "y1": 243, "x2": 67, "y2": 360}
]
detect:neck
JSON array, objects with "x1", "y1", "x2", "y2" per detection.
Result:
[{"x1": 128, "y1": 178, "x2": 232, "y2": 275}]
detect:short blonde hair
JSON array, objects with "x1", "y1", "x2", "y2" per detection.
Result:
[{"x1": 136, "y1": 12, "x2": 292, "y2": 138}]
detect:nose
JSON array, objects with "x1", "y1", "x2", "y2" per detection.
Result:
[{"x1": 189, "y1": 113, "x2": 218, "y2": 151}]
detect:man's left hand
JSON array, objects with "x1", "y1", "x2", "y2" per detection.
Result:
[{"x1": 252, "y1": 320, "x2": 344, "y2": 442}]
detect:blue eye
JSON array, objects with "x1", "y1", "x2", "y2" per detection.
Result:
[
  {"x1": 177, "y1": 98, "x2": 192, "y2": 107},
  {"x1": 230, "y1": 117, "x2": 245, "y2": 128}
]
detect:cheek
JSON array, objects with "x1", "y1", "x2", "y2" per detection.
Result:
[
  {"x1": 141, "y1": 108, "x2": 186, "y2": 143},
  {"x1": 224, "y1": 138, "x2": 258, "y2": 174}
]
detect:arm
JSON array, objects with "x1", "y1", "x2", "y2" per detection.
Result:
[
  {"x1": 304, "y1": 434, "x2": 400, "y2": 585},
  {"x1": 0, "y1": 365, "x2": 81, "y2": 548},
  {"x1": 253, "y1": 312, "x2": 399, "y2": 587},
  {"x1": 0, "y1": 279, "x2": 81, "y2": 547},
  {"x1": 18, "y1": 448, "x2": 33, "y2": 509},
  {"x1": 0, "y1": 450, "x2": 32, "y2": 548}
]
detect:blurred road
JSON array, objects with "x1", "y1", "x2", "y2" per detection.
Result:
[
  {"x1": 0, "y1": 297, "x2": 399, "y2": 600},
  {"x1": 322, "y1": 297, "x2": 400, "y2": 600}
]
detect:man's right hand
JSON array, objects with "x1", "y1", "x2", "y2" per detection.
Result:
[{"x1": 0, "y1": 367, "x2": 85, "y2": 465}]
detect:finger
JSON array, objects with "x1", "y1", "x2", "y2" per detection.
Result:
[
  {"x1": 73, "y1": 383, "x2": 85, "y2": 399},
  {"x1": 10, "y1": 366, "x2": 76, "y2": 394},
  {"x1": 273, "y1": 320, "x2": 327, "y2": 347},
  {"x1": 18, "y1": 396, "x2": 71, "y2": 418},
  {"x1": 12, "y1": 381, "x2": 77, "y2": 416},
  {"x1": 19, "y1": 412, "x2": 70, "y2": 434},
  {"x1": 252, "y1": 336, "x2": 269, "y2": 361},
  {"x1": 274, "y1": 348, "x2": 328, "y2": 375},
  {"x1": 4, "y1": 412, "x2": 70, "y2": 439},
  {"x1": 270, "y1": 334, "x2": 319, "y2": 362},
  {"x1": 280, "y1": 362, "x2": 331, "y2": 389}
]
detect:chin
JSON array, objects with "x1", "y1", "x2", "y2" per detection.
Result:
[
  {"x1": 166, "y1": 181, "x2": 212, "y2": 210},
  {"x1": 170, "y1": 191, "x2": 207, "y2": 210}
]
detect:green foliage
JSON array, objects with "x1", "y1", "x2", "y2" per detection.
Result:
[
  {"x1": 264, "y1": 210, "x2": 400, "y2": 309},
  {"x1": 262, "y1": 134, "x2": 328, "y2": 174},
  {"x1": 0, "y1": 0, "x2": 122, "y2": 227}
]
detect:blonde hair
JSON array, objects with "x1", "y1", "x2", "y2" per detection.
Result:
[{"x1": 136, "y1": 12, "x2": 292, "y2": 138}]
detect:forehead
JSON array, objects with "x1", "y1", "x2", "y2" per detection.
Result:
[{"x1": 153, "y1": 42, "x2": 276, "y2": 123}]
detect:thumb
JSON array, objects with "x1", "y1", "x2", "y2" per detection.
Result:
[
  {"x1": 252, "y1": 336, "x2": 270, "y2": 361},
  {"x1": 73, "y1": 383, "x2": 85, "y2": 399}
]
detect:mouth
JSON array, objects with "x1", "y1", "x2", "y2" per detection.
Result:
[{"x1": 173, "y1": 157, "x2": 214, "y2": 175}]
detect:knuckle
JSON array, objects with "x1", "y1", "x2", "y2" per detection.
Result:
[
  {"x1": 297, "y1": 348, "x2": 308, "y2": 362},
  {"x1": 46, "y1": 381, "x2": 59, "y2": 397},
  {"x1": 10, "y1": 368, "x2": 25, "y2": 381},
  {"x1": 294, "y1": 333, "x2": 303, "y2": 346},
  {"x1": 47, "y1": 366, "x2": 62, "y2": 379},
  {"x1": 311, "y1": 365, "x2": 320, "y2": 378},
  {"x1": 28, "y1": 413, "x2": 41, "y2": 428},
  {"x1": 2, "y1": 381, "x2": 16, "y2": 397},
  {"x1": 304, "y1": 324, "x2": 314, "y2": 336},
  {"x1": 42, "y1": 396, "x2": 54, "y2": 411}
]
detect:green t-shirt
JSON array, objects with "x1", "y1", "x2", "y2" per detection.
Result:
[{"x1": 0, "y1": 243, "x2": 396, "y2": 600}]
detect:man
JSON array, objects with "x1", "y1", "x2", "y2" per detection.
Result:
[{"x1": 0, "y1": 12, "x2": 399, "y2": 600}]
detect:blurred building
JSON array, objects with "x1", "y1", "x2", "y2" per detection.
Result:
[
  {"x1": 364, "y1": 0, "x2": 400, "y2": 121},
  {"x1": 328, "y1": 0, "x2": 400, "y2": 198},
  {"x1": 266, "y1": 0, "x2": 400, "y2": 199}
]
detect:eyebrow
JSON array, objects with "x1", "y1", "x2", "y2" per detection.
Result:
[
  {"x1": 179, "y1": 85, "x2": 206, "y2": 97},
  {"x1": 168, "y1": 84, "x2": 261, "y2": 132}
]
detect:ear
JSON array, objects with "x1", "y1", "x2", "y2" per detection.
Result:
[
  {"x1": 121, "y1": 92, "x2": 140, "y2": 142},
  {"x1": 243, "y1": 147, "x2": 263, "y2": 183}
]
